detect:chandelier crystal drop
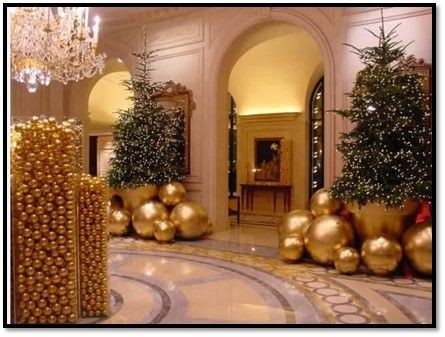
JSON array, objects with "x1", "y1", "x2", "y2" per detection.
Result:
[{"x1": 10, "y1": 7, "x2": 107, "y2": 93}]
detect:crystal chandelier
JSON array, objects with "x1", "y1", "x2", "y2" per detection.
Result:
[{"x1": 10, "y1": 7, "x2": 106, "y2": 93}]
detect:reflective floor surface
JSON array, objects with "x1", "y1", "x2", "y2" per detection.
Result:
[{"x1": 82, "y1": 225, "x2": 432, "y2": 325}]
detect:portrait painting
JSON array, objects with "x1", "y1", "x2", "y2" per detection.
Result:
[{"x1": 254, "y1": 137, "x2": 282, "y2": 182}]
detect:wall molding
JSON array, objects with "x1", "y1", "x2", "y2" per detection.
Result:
[{"x1": 345, "y1": 8, "x2": 432, "y2": 28}]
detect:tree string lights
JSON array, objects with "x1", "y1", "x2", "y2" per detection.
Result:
[
  {"x1": 329, "y1": 11, "x2": 432, "y2": 207},
  {"x1": 107, "y1": 29, "x2": 185, "y2": 188}
]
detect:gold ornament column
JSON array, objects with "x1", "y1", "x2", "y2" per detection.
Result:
[
  {"x1": 78, "y1": 175, "x2": 109, "y2": 318},
  {"x1": 11, "y1": 117, "x2": 79, "y2": 324}
]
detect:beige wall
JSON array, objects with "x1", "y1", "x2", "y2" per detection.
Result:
[
  {"x1": 237, "y1": 113, "x2": 309, "y2": 211},
  {"x1": 229, "y1": 30, "x2": 322, "y2": 116},
  {"x1": 88, "y1": 71, "x2": 132, "y2": 128},
  {"x1": 10, "y1": 7, "x2": 433, "y2": 231}
]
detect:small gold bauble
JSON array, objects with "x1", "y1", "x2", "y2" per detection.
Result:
[
  {"x1": 361, "y1": 234, "x2": 403, "y2": 276},
  {"x1": 278, "y1": 210, "x2": 313, "y2": 240},
  {"x1": 279, "y1": 233, "x2": 304, "y2": 262},
  {"x1": 132, "y1": 201, "x2": 169, "y2": 239},
  {"x1": 304, "y1": 215, "x2": 355, "y2": 265},
  {"x1": 402, "y1": 221, "x2": 432, "y2": 276},
  {"x1": 154, "y1": 220, "x2": 176, "y2": 243},
  {"x1": 334, "y1": 247, "x2": 360, "y2": 274},
  {"x1": 158, "y1": 182, "x2": 186, "y2": 207},
  {"x1": 310, "y1": 188, "x2": 342, "y2": 217},
  {"x1": 108, "y1": 208, "x2": 131, "y2": 236},
  {"x1": 170, "y1": 202, "x2": 208, "y2": 240}
]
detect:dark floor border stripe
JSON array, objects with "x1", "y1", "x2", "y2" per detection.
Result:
[{"x1": 111, "y1": 273, "x2": 172, "y2": 324}]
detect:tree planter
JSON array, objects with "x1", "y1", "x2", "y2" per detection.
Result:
[
  {"x1": 110, "y1": 184, "x2": 158, "y2": 212},
  {"x1": 346, "y1": 200, "x2": 419, "y2": 241}
]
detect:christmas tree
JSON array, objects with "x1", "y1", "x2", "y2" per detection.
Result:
[
  {"x1": 329, "y1": 13, "x2": 432, "y2": 207},
  {"x1": 107, "y1": 32, "x2": 185, "y2": 188}
]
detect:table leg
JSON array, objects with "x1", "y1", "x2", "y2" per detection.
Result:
[
  {"x1": 273, "y1": 190, "x2": 277, "y2": 213},
  {"x1": 237, "y1": 196, "x2": 240, "y2": 225},
  {"x1": 241, "y1": 187, "x2": 245, "y2": 210}
]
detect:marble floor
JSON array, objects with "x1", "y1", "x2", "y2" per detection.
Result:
[{"x1": 82, "y1": 225, "x2": 432, "y2": 325}]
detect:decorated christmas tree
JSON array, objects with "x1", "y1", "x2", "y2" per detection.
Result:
[
  {"x1": 330, "y1": 14, "x2": 432, "y2": 207},
  {"x1": 107, "y1": 32, "x2": 185, "y2": 188}
]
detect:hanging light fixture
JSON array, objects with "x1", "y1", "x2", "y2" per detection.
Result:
[{"x1": 10, "y1": 7, "x2": 106, "y2": 93}]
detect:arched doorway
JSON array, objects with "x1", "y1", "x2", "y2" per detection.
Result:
[
  {"x1": 209, "y1": 11, "x2": 335, "y2": 229},
  {"x1": 87, "y1": 58, "x2": 131, "y2": 176}
]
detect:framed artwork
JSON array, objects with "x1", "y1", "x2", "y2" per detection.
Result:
[
  {"x1": 153, "y1": 81, "x2": 196, "y2": 175},
  {"x1": 254, "y1": 137, "x2": 282, "y2": 182}
]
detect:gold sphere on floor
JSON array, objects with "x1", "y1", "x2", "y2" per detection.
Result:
[
  {"x1": 108, "y1": 209, "x2": 131, "y2": 236},
  {"x1": 132, "y1": 201, "x2": 169, "y2": 239},
  {"x1": 334, "y1": 247, "x2": 360, "y2": 274},
  {"x1": 278, "y1": 210, "x2": 313, "y2": 240},
  {"x1": 361, "y1": 234, "x2": 402, "y2": 276},
  {"x1": 154, "y1": 220, "x2": 176, "y2": 243},
  {"x1": 310, "y1": 188, "x2": 342, "y2": 217},
  {"x1": 402, "y1": 221, "x2": 432, "y2": 276},
  {"x1": 279, "y1": 233, "x2": 304, "y2": 262},
  {"x1": 304, "y1": 215, "x2": 355, "y2": 265},
  {"x1": 170, "y1": 202, "x2": 208, "y2": 239},
  {"x1": 158, "y1": 182, "x2": 186, "y2": 207}
]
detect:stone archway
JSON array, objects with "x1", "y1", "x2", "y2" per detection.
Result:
[{"x1": 207, "y1": 8, "x2": 336, "y2": 229}]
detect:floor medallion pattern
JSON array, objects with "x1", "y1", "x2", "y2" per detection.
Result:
[{"x1": 81, "y1": 237, "x2": 432, "y2": 325}]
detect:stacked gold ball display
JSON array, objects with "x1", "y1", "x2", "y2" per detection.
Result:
[
  {"x1": 277, "y1": 188, "x2": 432, "y2": 278},
  {"x1": 12, "y1": 117, "x2": 80, "y2": 324},
  {"x1": 277, "y1": 188, "x2": 348, "y2": 265},
  {"x1": 107, "y1": 181, "x2": 210, "y2": 242},
  {"x1": 78, "y1": 174, "x2": 109, "y2": 318}
]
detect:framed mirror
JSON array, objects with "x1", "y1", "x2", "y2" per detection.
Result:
[{"x1": 153, "y1": 81, "x2": 196, "y2": 175}]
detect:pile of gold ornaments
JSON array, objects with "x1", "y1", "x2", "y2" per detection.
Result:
[
  {"x1": 78, "y1": 174, "x2": 109, "y2": 318},
  {"x1": 12, "y1": 117, "x2": 80, "y2": 324},
  {"x1": 278, "y1": 188, "x2": 432, "y2": 277},
  {"x1": 108, "y1": 181, "x2": 212, "y2": 242}
]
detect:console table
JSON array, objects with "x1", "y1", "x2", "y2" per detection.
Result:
[{"x1": 240, "y1": 183, "x2": 292, "y2": 213}]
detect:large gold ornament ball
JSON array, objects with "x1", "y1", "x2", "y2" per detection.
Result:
[
  {"x1": 402, "y1": 221, "x2": 432, "y2": 276},
  {"x1": 170, "y1": 202, "x2": 208, "y2": 239},
  {"x1": 108, "y1": 208, "x2": 131, "y2": 236},
  {"x1": 361, "y1": 234, "x2": 403, "y2": 276},
  {"x1": 132, "y1": 201, "x2": 169, "y2": 239},
  {"x1": 304, "y1": 215, "x2": 355, "y2": 265},
  {"x1": 154, "y1": 220, "x2": 176, "y2": 243},
  {"x1": 278, "y1": 210, "x2": 313, "y2": 240},
  {"x1": 334, "y1": 247, "x2": 360, "y2": 274},
  {"x1": 158, "y1": 182, "x2": 186, "y2": 207},
  {"x1": 279, "y1": 233, "x2": 304, "y2": 262},
  {"x1": 310, "y1": 188, "x2": 342, "y2": 217}
]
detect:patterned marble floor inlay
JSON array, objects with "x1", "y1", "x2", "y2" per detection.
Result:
[{"x1": 81, "y1": 236, "x2": 432, "y2": 324}]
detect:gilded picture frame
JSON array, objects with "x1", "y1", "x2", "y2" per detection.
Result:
[
  {"x1": 153, "y1": 81, "x2": 196, "y2": 175},
  {"x1": 254, "y1": 137, "x2": 282, "y2": 182}
]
